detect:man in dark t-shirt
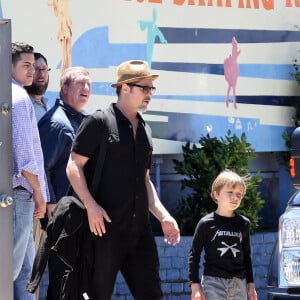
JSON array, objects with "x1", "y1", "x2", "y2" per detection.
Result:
[{"x1": 66, "y1": 60, "x2": 180, "y2": 300}]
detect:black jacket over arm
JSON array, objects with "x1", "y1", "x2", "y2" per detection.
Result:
[{"x1": 26, "y1": 196, "x2": 93, "y2": 300}]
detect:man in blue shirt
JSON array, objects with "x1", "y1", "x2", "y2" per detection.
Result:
[
  {"x1": 38, "y1": 67, "x2": 91, "y2": 299},
  {"x1": 12, "y1": 42, "x2": 49, "y2": 300},
  {"x1": 25, "y1": 51, "x2": 51, "y2": 300},
  {"x1": 38, "y1": 66, "x2": 91, "y2": 219}
]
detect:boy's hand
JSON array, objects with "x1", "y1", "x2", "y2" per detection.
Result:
[
  {"x1": 191, "y1": 283, "x2": 206, "y2": 300},
  {"x1": 247, "y1": 284, "x2": 257, "y2": 300}
]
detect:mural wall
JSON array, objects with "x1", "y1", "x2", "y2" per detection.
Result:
[{"x1": 2, "y1": 0, "x2": 300, "y2": 153}]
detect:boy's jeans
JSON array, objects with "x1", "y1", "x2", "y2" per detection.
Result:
[
  {"x1": 13, "y1": 188, "x2": 35, "y2": 300},
  {"x1": 202, "y1": 275, "x2": 247, "y2": 300}
]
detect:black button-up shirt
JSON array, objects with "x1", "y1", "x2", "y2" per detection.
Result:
[{"x1": 72, "y1": 103, "x2": 153, "y2": 234}]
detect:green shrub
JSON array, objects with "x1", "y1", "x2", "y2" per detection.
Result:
[{"x1": 173, "y1": 130, "x2": 264, "y2": 235}]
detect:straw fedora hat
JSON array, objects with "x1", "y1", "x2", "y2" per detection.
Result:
[{"x1": 111, "y1": 60, "x2": 158, "y2": 88}]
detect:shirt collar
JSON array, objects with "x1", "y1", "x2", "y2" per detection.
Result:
[
  {"x1": 29, "y1": 95, "x2": 49, "y2": 107},
  {"x1": 12, "y1": 78, "x2": 24, "y2": 88},
  {"x1": 111, "y1": 103, "x2": 146, "y2": 126},
  {"x1": 56, "y1": 98, "x2": 88, "y2": 118}
]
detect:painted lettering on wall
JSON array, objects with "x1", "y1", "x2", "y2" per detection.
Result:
[{"x1": 124, "y1": 0, "x2": 300, "y2": 9}]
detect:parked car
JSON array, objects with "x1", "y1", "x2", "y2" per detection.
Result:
[{"x1": 267, "y1": 127, "x2": 300, "y2": 299}]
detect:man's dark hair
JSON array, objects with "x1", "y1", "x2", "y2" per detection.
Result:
[
  {"x1": 11, "y1": 42, "x2": 34, "y2": 65},
  {"x1": 25, "y1": 52, "x2": 50, "y2": 96},
  {"x1": 34, "y1": 52, "x2": 48, "y2": 66}
]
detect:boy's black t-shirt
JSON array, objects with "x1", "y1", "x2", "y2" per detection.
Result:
[{"x1": 189, "y1": 212, "x2": 254, "y2": 284}]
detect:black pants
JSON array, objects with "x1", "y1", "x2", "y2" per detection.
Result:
[
  {"x1": 91, "y1": 228, "x2": 163, "y2": 300},
  {"x1": 47, "y1": 251, "x2": 66, "y2": 300}
]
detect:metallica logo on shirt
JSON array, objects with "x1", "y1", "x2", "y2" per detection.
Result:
[{"x1": 211, "y1": 229, "x2": 243, "y2": 258}]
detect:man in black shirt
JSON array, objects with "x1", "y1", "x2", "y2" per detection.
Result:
[{"x1": 66, "y1": 60, "x2": 180, "y2": 300}]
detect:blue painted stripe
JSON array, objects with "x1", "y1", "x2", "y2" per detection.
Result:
[
  {"x1": 167, "y1": 112, "x2": 290, "y2": 152},
  {"x1": 89, "y1": 83, "x2": 297, "y2": 106},
  {"x1": 159, "y1": 28, "x2": 300, "y2": 43},
  {"x1": 151, "y1": 62, "x2": 296, "y2": 80},
  {"x1": 151, "y1": 95, "x2": 297, "y2": 106},
  {"x1": 70, "y1": 27, "x2": 147, "y2": 68}
]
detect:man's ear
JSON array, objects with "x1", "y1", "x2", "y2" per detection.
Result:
[
  {"x1": 122, "y1": 83, "x2": 131, "y2": 94},
  {"x1": 61, "y1": 83, "x2": 68, "y2": 95}
]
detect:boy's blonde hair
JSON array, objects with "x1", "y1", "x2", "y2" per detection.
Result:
[{"x1": 210, "y1": 169, "x2": 247, "y2": 203}]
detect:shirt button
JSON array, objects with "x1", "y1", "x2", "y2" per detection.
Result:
[{"x1": 133, "y1": 214, "x2": 136, "y2": 218}]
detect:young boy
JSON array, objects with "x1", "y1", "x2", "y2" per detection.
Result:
[{"x1": 189, "y1": 170, "x2": 257, "y2": 300}]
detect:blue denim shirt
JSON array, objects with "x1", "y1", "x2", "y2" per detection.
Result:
[{"x1": 38, "y1": 99, "x2": 87, "y2": 203}]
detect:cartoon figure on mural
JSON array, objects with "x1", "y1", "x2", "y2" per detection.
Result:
[
  {"x1": 48, "y1": 0, "x2": 72, "y2": 74},
  {"x1": 224, "y1": 37, "x2": 240, "y2": 109},
  {"x1": 138, "y1": 8, "x2": 167, "y2": 67}
]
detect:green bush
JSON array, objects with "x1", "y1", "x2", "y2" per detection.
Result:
[{"x1": 173, "y1": 130, "x2": 264, "y2": 235}]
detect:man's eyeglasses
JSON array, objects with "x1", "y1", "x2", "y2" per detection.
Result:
[
  {"x1": 128, "y1": 83, "x2": 156, "y2": 95},
  {"x1": 34, "y1": 67, "x2": 51, "y2": 74}
]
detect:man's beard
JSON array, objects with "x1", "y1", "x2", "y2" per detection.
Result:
[
  {"x1": 25, "y1": 81, "x2": 48, "y2": 96},
  {"x1": 138, "y1": 106, "x2": 147, "y2": 113},
  {"x1": 138, "y1": 98, "x2": 150, "y2": 113}
]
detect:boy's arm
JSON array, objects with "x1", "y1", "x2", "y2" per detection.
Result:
[
  {"x1": 247, "y1": 282, "x2": 257, "y2": 300},
  {"x1": 191, "y1": 283, "x2": 205, "y2": 300}
]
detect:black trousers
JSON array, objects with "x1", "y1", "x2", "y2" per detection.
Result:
[
  {"x1": 47, "y1": 251, "x2": 66, "y2": 300},
  {"x1": 91, "y1": 227, "x2": 163, "y2": 300}
]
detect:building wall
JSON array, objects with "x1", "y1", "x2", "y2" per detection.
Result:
[{"x1": 39, "y1": 232, "x2": 281, "y2": 300}]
